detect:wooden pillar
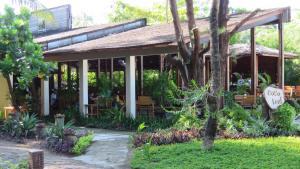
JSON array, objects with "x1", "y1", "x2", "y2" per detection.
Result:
[
  {"x1": 97, "y1": 59, "x2": 101, "y2": 77},
  {"x1": 76, "y1": 63, "x2": 79, "y2": 91},
  {"x1": 67, "y1": 62, "x2": 71, "y2": 89},
  {"x1": 110, "y1": 58, "x2": 114, "y2": 80},
  {"x1": 251, "y1": 28, "x2": 258, "y2": 99},
  {"x1": 138, "y1": 56, "x2": 144, "y2": 96},
  {"x1": 160, "y1": 54, "x2": 164, "y2": 73},
  {"x1": 57, "y1": 63, "x2": 62, "y2": 92},
  {"x1": 79, "y1": 59, "x2": 88, "y2": 116},
  {"x1": 105, "y1": 59, "x2": 108, "y2": 75},
  {"x1": 125, "y1": 56, "x2": 136, "y2": 119},
  {"x1": 278, "y1": 15, "x2": 284, "y2": 89},
  {"x1": 57, "y1": 63, "x2": 62, "y2": 113}
]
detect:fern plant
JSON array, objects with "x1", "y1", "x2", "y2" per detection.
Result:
[
  {"x1": 164, "y1": 80, "x2": 208, "y2": 129},
  {"x1": 258, "y1": 73, "x2": 272, "y2": 91}
]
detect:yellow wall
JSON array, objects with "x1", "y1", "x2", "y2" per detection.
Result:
[{"x1": 0, "y1": 73, "x2": 11, "y2": 112}]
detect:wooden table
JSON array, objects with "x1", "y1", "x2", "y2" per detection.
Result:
[{"x1": 4, "y1": 106, "x2": 15, "y2": 119}]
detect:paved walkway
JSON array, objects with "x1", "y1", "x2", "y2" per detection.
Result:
[{"x1": 0, "y1": 129, "x2": 132, "y2": 169}]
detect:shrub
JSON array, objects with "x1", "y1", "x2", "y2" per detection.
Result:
[
  {"x1": 133, "y1": 128, "x2": 201, "y2": 147},
  {"x1": 3, "y1": 116, "x2": 22, "y2": 138},
  {"x1": 242, "y1": 118, "x2": 270, "y2": 137},
  {"x1": 46, "y1": 121, "x2": 74, "y2": 139},
  {"x1": 174, "y1": 114, "x2": 202, "y2": 129},
  {"x1": 272, "y1": 103, "x2": 296, "y2": 132},
  {"x1": 2, "y1": 113, "x2": 37, "y2": 138},
  {"x1": 220, "y1": 103, "x2": 253, "y2": 132},
  {"x1": 21, "y1": 113, "x2": 38, "y2": 138},
  {"x1": 72, "y1": 134, "x2": 94, "y2": 155},
  {"x1": 0, "y1": 159, "x2": 29, "y2": 169},
  {"x1": 0, "y1": 111, "x2": 4, "y2": 121}
]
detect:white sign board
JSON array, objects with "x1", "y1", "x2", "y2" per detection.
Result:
[{"x1": 263, "y1": 86, "x2": 285, "y2": 110}]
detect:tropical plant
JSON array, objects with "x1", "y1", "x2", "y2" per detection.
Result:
[
  {"x1": 175, "y1": 114, "x2": 202, "y2": 129},
  {"x1": 3, "y1": 116, "x2": 23, "y2": 138},
  {"x1": 272, "y1": 103, "x2": 296, "y2": 132},
  {"x1": 151, "y1": 72, "x2": 175, "y2": 106},
  {"x1": 258, "y1": 73, "x2": 272, "y2": 91},
  {"x1": 46, "y1": 120, "x2": 74, "y2": 139},
  {"x1": 21, "y1": 113, "x2": 38, "y2": 138},
  {"x1": 0, "y1": 111, "x2": 4, "y2": 122},
  {"x1": 71, "y1": 133, "x2": 94, "y2": 155}
]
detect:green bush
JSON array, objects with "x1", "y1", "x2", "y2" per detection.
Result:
[
  {"x1": 2, "y1": 113, "x2": 37, "y2": 138},
  {"x1": 0, "y1": 111, "x2": 4, "y2": 121},
  {"x1": 3, "y1": 117, "x2": 22, "y2": 138},
  {"x1": 72, "y1": 134, "x2": 94, "y2": 155},
  {"x1": 220, "y1": 103, "x2": 253, "y2": 132},
  {"x1": 21, "y1": 113, "x2": 38, "y2": 138},
  {"x1": 272, "y1": 103, "x2": 296, "y2": 132},
  {"x1": 46, "y1": 121, "x2": 74, "y2": 139},
  {"x1": 0, "y1": 159, "x2": 29, "y2": 169}
]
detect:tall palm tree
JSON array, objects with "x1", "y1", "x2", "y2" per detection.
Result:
[
  {"x1": 12, "y1": 0, "x2": 44, "y2": 10},
  {"x1": 11, "y1": 0, "x2": 54, "y2": 22}
]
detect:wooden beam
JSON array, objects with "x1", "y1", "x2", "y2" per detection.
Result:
[
  {"x1": 139, "y1": 56, "x2": 144, "y2": 95},
  {"x1": 110, "y1": 58, "x2": 114, "y2": 80},
  {"x1": 97, "y1": 59, "x2": 101, "y2": 78},
  {"x1": 251, "y1": 28, "x2": 258, "y2": 99},
  {"x1": 96, "y1": 59, "x2": 100, "y2": 88},
  {"x1": 278, "y1": 15, "x2": 284, "y2": 89},
  {"x1": 67, "y1": 62, "x2": 71, "y2": 89},
  {"x1": 160, "y1": 54, "x2": 165, "y2": 72},
  {"x1": 57, "y1": 62, "x2": 62, "y2": 113}
]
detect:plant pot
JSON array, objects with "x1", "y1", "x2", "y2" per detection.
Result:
[{"x1": 55, "y1": 114, "x2": 65, "y2": 128}]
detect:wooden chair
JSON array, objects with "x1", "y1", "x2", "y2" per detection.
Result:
[
  {"x1": 137, "y1": 96, "x2": 155, "y2": 118},
  {"x1": 4, "y1": 106, "x2": 15, "y2": 119},
  {"x1": 284, "y1": 86, "x2": 294, "y2": 99},
  {"x1": 295, "y1": 86, "x2": 300, "y2": 98},
  {"x1": 234, "y1": 95, "x2": 255, "y2": 108},
  {"x1": 88, "y1": 104, "x2": 99, "y2": 117}
]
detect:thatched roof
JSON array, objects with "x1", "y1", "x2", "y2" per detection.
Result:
[
  {"x1": 44, "y1": 7, "x2": 291, "y2": 62},
  {"x1": 229, "y1": 44, "x2": 297, "y2": 59}
]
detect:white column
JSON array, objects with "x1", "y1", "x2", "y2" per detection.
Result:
[
  {"x1": 9, "y1": 74, "x2": 13, "y2": 89},
  {"x1": 125, "y1": 56, "x2": 136, "y2": 119},
  {"x1": 79, "y1": 59, "x2": 89, "y2": 116},
  {"x1": 41, "y1": 78, "x2": 49, "y2": 116}
]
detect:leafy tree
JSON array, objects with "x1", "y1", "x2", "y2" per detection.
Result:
[
  {"x1": 108, "y1": 0, "x2": 207, "y2": 24},
  {"x1": 72, "y1": 13, "x2": 94, "y2": 28},
  {"x1": 0, "y1": 6, "x2": 55, "y2": 110}
]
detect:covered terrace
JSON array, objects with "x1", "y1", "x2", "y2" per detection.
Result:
[{"x1": 41, "y1": 7, "x2": 291, "y2": 118}]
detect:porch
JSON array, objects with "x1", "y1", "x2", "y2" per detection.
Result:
[{"x1": 39, "y1": 7, "x2": 291, "y2": 118}]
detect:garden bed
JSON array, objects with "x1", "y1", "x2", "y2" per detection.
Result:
[{"x1": 131, "y1": 137, "x2": 300, "y2": 169}]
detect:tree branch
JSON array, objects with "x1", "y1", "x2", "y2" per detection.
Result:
[
  {"x1": 199, "y1": 42, "x2": 210, "y2": 56},
  {"x1": 170, "y1": 0, "x2": 191, "y2": 63},
  {"x1": 186, "y1": 0, "x2": 196, "y2": 33},
  {"x1": 229, "y1": 9, "x2": 260, "y2": 36},
  {"x1": 165, "y1": 54, "x2": 189, "y2": 85}
]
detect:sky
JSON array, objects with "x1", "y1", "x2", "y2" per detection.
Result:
[{"x1": 0, "y1": 0, "x2": 299, "y2": 24}]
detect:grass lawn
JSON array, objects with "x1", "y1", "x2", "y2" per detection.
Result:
[{"x1": 131, "y1": 137, "x2": 300, "y2": 169}]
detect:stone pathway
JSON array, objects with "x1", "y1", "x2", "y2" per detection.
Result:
[{"x1": 0, "y1": 129, "x2": 132, "y2": 169}]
